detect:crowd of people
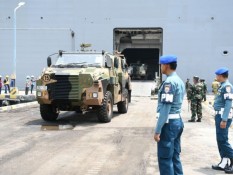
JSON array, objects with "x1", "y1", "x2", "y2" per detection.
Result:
[
  {"x1": 25, "y1": 75, "x2": 36, "y2": 95},
  {"x1": 185, "y1": 77, "x2": 207, "y2": 122},
  {"x1": 0, "y1": 75, "x2": 36, "y2": 95},
  {"x1": 185, "y1": 76, "x2": 223, "y2": 122},
  {"x1": 0, "y1": 75, "x2": 12, "y2": 94},
  {"x1": 185, "y1": 77, "x2": 222, "y2": 123}
]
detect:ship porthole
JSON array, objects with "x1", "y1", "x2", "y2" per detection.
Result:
[{"x1": 223, "y1": 50, "x2": 229, "y2": 56}]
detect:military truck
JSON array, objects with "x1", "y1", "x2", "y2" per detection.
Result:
[
  {"x1": 128, "y1": 63, "x2": 148, "y2": 80},
  {"x1": 36, "y1": 50, "x2": 132, "y2": 123}
]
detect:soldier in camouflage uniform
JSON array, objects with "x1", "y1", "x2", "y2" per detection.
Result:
[
  {"x1": 187, "y1": 76, "x2": 203, "y2": 122},
  {"x1": 212, "y1": 78, "x2": 220, "y2": 95},
  {"x1": 200, "y1": 79, "x2": 207, "y2": 101},
  {"x1": 185, "y1": 78, "x2": 192, "y2": 92}
]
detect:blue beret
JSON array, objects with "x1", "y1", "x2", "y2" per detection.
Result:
[
  {"x1": 215, "y1": 67, "x2": 229, "y2": 75},
  {"x1": 160, "y1": 55, "x2": 177, "y2": 64}
]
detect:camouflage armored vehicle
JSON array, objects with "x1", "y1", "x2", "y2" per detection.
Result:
[
  {"x1": 128, "y1": 63, "x2": 148, "y2": 80},
  {"x1": 36, "y1": 50, "x2": 132, "y2": 123}
]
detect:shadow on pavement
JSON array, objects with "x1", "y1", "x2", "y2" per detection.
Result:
[
  {"x1": 194, "y1": 166, "x2": 224, "y2": 175},
  {"x1": 25, "y1": 110, "x2": 122, "y2": 130}
]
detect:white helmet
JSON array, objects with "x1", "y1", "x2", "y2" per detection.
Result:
[
  {"x1": 0, "y1": 75, "x2": 2, "y2": 78},
  {"x1": 26, "y1": 76, "x2": 30, "y2": 79},
  {"x1": 31, "y1": 75, "x2": 34, "y2": 78}
]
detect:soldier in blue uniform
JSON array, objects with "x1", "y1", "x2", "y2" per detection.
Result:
[
  {"x1": 154, "y1": 55, "x2": 185, "y2": 175},
  {"x1": 212, "y1": 67, "x2": 233, "y2": 174}
]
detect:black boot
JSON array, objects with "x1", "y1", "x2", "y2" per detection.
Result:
[
  {"x1": 188, "y1": 119, "x2": 195, "y2": 122},
  {"x1": 196, "y1": 118, "x2": 201, "y2": 122},
  {"x1": 225, "y1": 159, "x2": 233, "y2": 174},
  {"x1": 212, "y1": 158, "x2": 229, "y2": 171}
]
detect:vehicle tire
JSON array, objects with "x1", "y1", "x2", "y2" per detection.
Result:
[
  {"x1": 75, "y1": 108, "x2": 82, "y2": 113},
  {"x1": 117, "y1": 89, "x2": 129, "y2": 113},
  {"x1": 97, "y1": 91, "x2": 113, "y2": 123},
  {"x1": 40, "y1": 104, "x2": 59, "y2": 121},
  {"x1": 128, "y1": 90, "x2": 131, "y2": 103},
  {"x1": 2, "y1": 100, "x2": 9, "y2": 106}
]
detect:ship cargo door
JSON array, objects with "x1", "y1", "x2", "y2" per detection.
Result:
[
  {"x1": 113, "y1": 28, "x2": 162, "y2": 80},
  {"x1": 113, "y1": 28, "x2": 163, "y2": 97},
  {"x1": 122, "y1": 48, "x2": 159, "y2": 80}
]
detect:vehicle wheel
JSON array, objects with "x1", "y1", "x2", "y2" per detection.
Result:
[
  {"x1": 117, "y1": 89, "x2": 129, "y2": 113},
  {"x1": 97, "y1": 91, "x2": 113, "y2": 123},
  {"x1": 75, "y1": 107, "x2": 82, "y2": 113},
  {"x1": 40, "y1": 104, "x2": 59, "y2": 121},
  {"x1": 2, "y1": 100, "x2": 10, "y2": 106},
  {"x1": 128, "y1": 90, "x2": 131, "y2": 103}
]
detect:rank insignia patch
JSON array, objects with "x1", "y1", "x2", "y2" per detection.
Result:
[
  {"x1": 226, "y1": 85, "x2": 231, "y2": 93},
  {"x1": 161, "y1": 83, "x2": 173, "y2": 103},
  {"x1": 164, "y1": 84, "x2": 171, "y2": 93}
]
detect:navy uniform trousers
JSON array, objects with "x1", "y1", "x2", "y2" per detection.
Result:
[
  {"x1": 157, "y1": 118, "x2": 184, "y2": 175},
  {"x1": 215, "y1": 114, "x2": 233, "y2": 158}
]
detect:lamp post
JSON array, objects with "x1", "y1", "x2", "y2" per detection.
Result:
[{"x1": 13, "y1": 2, "x2": 25, "y2": 87}]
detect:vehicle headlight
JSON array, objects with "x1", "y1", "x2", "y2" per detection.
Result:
[
  {"x1": 37, "y1": 86, "x2": 47, "y2": 91},
  {"x1": 92, "y1": 92, "x2": 98, "y2": 98}
]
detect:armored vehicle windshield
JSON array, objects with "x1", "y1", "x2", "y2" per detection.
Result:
[{"x1": 54, "y1": 53, "x2": 104, "y2": 68}]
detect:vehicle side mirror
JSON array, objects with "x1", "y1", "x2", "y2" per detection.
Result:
[
  {"x1": 114, "y1": 57, "x2": 119, "y2": 68},
  {"x1": 47, "y1": 57, "x2": 52, "y2": 67},
  {"x1": 106, "y1": 56, "x2": 112, "y2": 68},
  {"x1": 123, "y1": 63, "x2": 128, "y2": 70},
  {"x1": 127, "y1": 66, "x2": 132, "y2": 75}
]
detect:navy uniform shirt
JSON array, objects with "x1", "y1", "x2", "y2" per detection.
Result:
[
  {"x1": 155, "y1": 72, "x2": 185, "y2": 134},
  {"x1": 213, "y1": 80, "x2": 233, "y2": 121}
]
